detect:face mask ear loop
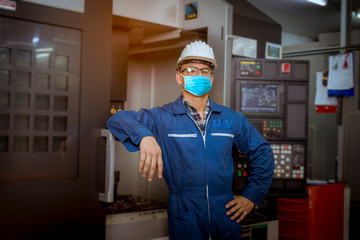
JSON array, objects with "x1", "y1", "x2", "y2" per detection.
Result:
[{"x1": 179, "y1": 72, "x2": 186, "y2": 89}]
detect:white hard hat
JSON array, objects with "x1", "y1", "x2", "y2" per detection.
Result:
[{"x1": 177, "y1": 40, "x2": 217, "y2": 70}]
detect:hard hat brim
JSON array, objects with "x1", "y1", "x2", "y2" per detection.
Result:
[{"x1": 177, "y1": 55, "x2": 217, "y2": 70}]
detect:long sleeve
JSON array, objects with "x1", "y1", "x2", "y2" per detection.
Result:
[
  {"x1": 234, "y1": 115, "x2": 275, "y2": 206},
  {"x1": 106, "y1": 109, "x2": 157, "y2": 152}
]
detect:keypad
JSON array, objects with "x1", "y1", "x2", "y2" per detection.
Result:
[
  {"x1": 271, "y1": 144, "x2": 305, "y2": 179},
  {"x1": 249, "y1": 119, "x2": 284, "y2": 140}
]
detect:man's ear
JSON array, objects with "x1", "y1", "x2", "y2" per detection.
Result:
[{"x1": 176, "y1": 72, "x2": 183, "y2": 86}]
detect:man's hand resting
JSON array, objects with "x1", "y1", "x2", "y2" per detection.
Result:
[
  {"x1": 225, "y1": 195, "x2": 255, "y2": 223},
  {"x1": 139, "y1": 136, "x2": 163, "y2": 181}
]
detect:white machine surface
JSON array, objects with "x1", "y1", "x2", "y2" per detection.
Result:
[
  {"x1": 242, "y1": 220, "x2": 279, "y2": 240},
  {"x1": 106, "y1": 211, "x2": 278, "y2": 240},
  {"x1": 106, "y1": 209, "x2": 169, "y2": 240}
]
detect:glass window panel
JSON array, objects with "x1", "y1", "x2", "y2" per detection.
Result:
[
  {"x1": 54, "y1": 75, "x2": 68, "y2": 91},
  {"x1": 14, "y1": 114, "x2": 30, "y2": 130},
  {"x1": 15, "y1": 71, "x2": 31, "y2": 89},
  {"x1": 53, "y1": 116, "x2": 67, "y2": 131},
  {"x1": 0, "y1": 48, "x2": 11, "y2": 65},
  {"x1": 33, "y1": 136, "x2": 48, "y2": 152},
  {"x1": 0, "y1": 135, "x2": 9, "y2": 152},
  {"x1": 34, "y1": 115, "x2": 49, "y2": 131},
  {"x1": 36, "y1": 52, "x2": 50, "y2": 69},
  {"x1": 35, "y1": 94, "x2": 50, "y2": 110},
  {"x1": 35, "y1": 73, "x2": 50, "y2": 90},
  {"x1": 16, "y1": 50, "x2": 32, "y2": 68},
  {"x1": 13, "y1": 135, "x2": 29, "y2": 152},
  {"x1": 0, "y1": 114, "x2": 9, "y2": 130},
  {"x1": 55, "y1": 55, "x2": 69, "y2": 71},
  {"x1": 54, "y1": 95, "x2": 68, "y2": 111},
  {"x1": 0, "y1": 91, "x2": 10, "y2": 108},
  {"x1": 15, "y1": 92, "x2": 30, "y2": 109},
  {"x1": 53, "y1": 136, "x2": 67, "y2": 152},
  {"x1": 0, "y1": 69, "x2": 10, "y2": 87}
]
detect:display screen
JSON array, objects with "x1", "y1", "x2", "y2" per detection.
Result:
[
  {"x1": 239, "y1": 61, "x2": 261, "y2": 76},
  {"x1": 241, "y1": 84, "x2": 278, "y2": 113}
]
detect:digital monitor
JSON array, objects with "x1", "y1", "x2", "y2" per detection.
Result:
[{"x1": 240, "y1": 84, "x2": 279, "y2": 115}]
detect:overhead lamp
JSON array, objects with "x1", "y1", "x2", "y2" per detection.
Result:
[
  {"x1": 352, "y1": 10, "x2": 360, "y2": 18},
  {"x1": 32, "y1": 36, "x2": 39, "y2": 44},
  {"x1": 307, "y1": 0, "x2": 328, "y2": 7}
]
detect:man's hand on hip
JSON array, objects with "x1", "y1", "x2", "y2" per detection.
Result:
[{"x1": 225, "y1": 195, "x2": 255, "y2": 223}]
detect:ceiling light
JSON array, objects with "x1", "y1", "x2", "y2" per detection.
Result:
[
  {"x1": 32, "y1": 36, "x2": 39, "y2": 44},
  {"x1": 352, "y1": 10, "x2": 360, "y2": 18},
  {"x1": 307, "y1": 0, "x2": 328, "y2": 7}
]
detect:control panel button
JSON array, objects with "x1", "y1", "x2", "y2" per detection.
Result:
[
  {"x1": 249, "y1": 119, "x2": 284, "y2": 140},
  {"x1": 271, "y1": 143, "x2": 305, "y2": 179}
]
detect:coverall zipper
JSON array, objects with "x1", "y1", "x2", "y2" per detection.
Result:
[{"x1": 187, "y1": 111, "x2": 212, "y2": 240}]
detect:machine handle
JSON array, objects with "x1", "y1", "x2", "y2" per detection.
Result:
[{"x1": 99, "y1": 129, "x2": 115, "y2": 202}]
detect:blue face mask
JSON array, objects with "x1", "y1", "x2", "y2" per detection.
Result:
[{"x1": 181, "y1": 74, "x2": 212, "y2": 96}]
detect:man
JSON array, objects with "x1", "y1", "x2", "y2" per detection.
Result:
[{"x1": 106, "y1": 41, "x2": 274, "y2": 239}]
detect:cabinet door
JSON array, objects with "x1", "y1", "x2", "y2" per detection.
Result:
[
  {"x1": 0, "y1": 16, "x2": 105, "y2": 239},
  {"x1": 0, "y1": 17, "x2": 80, "y2": 182},
  {"x1": 308, "y1": 184, "x2": 344, "y2": 240}
]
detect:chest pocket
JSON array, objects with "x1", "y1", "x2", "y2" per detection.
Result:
[
  {"x1": 210, "y1": 133, "x2": 234, "y2": 138},
  {"x1": 168, "y1": 133, "x2": 197, "y2": 138}
]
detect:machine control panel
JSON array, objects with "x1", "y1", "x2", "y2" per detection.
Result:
[
  {"x1": 232, "y1": 58, "x2": 309, "y2": 196},
  {"x1": 232, "y1": 142, "x2": 307, "y2": 195},
  {"x1": 271, "y1": 143, "x2": 305, "y2": 179},
  {"x1": 232, "y1": 147, "x2": 249, "y2": 194},
  {"x1": 248, "y1": 118, "x2": 284, "y2": 140},
  {"x1": 239, "y1": 60, "x2": 262, "y2": 77}
]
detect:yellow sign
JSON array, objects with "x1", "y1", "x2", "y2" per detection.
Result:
[{"x1": 240, "y1": 61, "x2": 255, "y2": 65}]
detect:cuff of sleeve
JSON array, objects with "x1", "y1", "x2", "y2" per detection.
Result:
[
  {"x1": 240, "y1": 185, "x2": 268, "y2": 207},
  {"x1": 130, "y1": 126, "x2": 154, "y2": 146}
]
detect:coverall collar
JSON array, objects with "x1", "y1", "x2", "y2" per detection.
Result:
[{"x1": 173, "y1": 95, "x2": 222, "y2": 115}]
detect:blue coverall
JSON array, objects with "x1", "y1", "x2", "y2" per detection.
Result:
[{"x1": 106, "y1": 96, "x2": 274, "y2": 239}]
